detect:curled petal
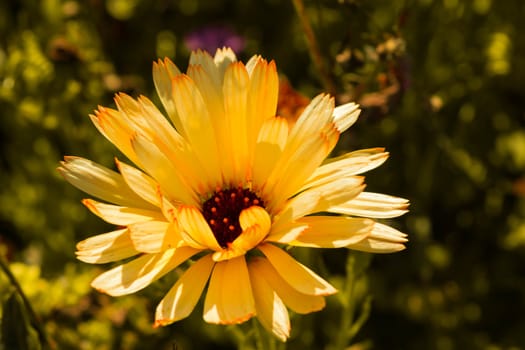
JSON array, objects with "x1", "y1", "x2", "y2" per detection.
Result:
[
  {"x1": 178, "y1": 206, "x2": 222, "y2": 251},
  {"x1": 212, "y1": 206, "x2": 270, "y2": 261}
]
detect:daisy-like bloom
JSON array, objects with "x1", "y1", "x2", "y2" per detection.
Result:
[{"x1": 59, "y1": 47, "x2": 408, "y2": 341}]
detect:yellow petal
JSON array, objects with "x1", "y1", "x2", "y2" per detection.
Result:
[
  {"x1": 271, "y1": 190, "x2": 321, "y2": 232},
  {"x1": 138, "y1": 95, "x2": 209, "y2": 195},
  {"x1": 238, "y1": 205, "x2": 271, "y2": 232},
  {"x1": 234, "y1": 206, "x2": 272, "y2": 250},
  {"x1": 252, "y1": 117, "x2": 288, "y2": 190},
  {"x1": 82, "y1": 199, "x2": 164, "y2": 225},
  {"x1": 270, "y1": 176, "x2": 364, "y2": 232},
  {"x1": 248, "y1": 260, "x2": 290, "y2": 342},
  {"x1": 347, "y1": 238, "x2": 406, "y2": 253},
  {"x1": 171, "y1": 74, "x2": 221, "y2": 187},
  {"x1": 249, "y1": 257, "x2": 326, "y2": 314},
  {"x1": 189, "y1": 50, "x2": 221, "y2": 89},
  {"x1": 369, "y1": 222, "x2": 408, "y2": 242},
  {"x1": 152, "y1": 58, "x2": 183, "y2": 132},
  {"x1": 247, "y1": 59, "x2": 278, "y2": 134},
  {"x1": 214, "y1": 47, "x2": 237, "y2": 78},
  {"x1": 129, "y1": 221, "x2": 183, "y2": 253},
  {"x1": 245, "y1": 54, "x2": 261, "y2": 75},
  {"x1": 137, "y1": 95, "x2": 206, "y2": 193},
  {"x1": 332, "y1": 102, "x2": 361, "y2": 133},
  {"x1": 203, "y1": 257, "x2": 256, "y2": 324},
  {"x1": 212, "y1": 206, "x2": 271, "y2": 262},
  {"x1": 266, "y1": 221, "x2": 308, "y2": 244},
  {"x1": 331, "y1": 192, "x2": 410, "y2": 218},
  {"x1": 75, "y1": 228, "x2": 139, "y2": 264},
  {"x1": 347, "y1": 222, "x2": 407, "y2": 253},
  {"x1": 91, "y1": 246, "x2": 199, "y2": 296},
  {"x1": 264, "y1": 122, "x2": 340, "y2": 212},
  {"x1": 154, "y1": 254, "x2": 215, "y2": 326},
  {"x1": 246, "y1": 59, "x2": 279, "y2": 177},
  {"x1": 116, "y1": 159, "x2": 160, "y2": 207},
  {"x1": 89, "y1": 106, "x2": 141, "y2": 166},
  {"x1": 187, "y1": 64, "x2": 234, "y2": 184},
  {"x1": 289, "y1": 176, "x2": 365, "y2": 218},
  {"x1": 302, "y1": 148, "x2": 389, "y2": 191},
  {"x1": 131, "y1": 132, "x2": 198, "y2": 206},
  {"x1": 114, "y1": 93, "x2": 154, "y2": 135},
  {"x1": 58, "y1": 156, "x2": 151, "y2": 208},
  {"x1": 286, "y1": 94, "x2": 334, "y2": 153},
  {"x1": 223, "y1": 62, "x2": 250, "y2": 183},
  {"x1": 258, "y1": 243, "x2": 337, "y2": 296},
  {"x1": 177, "y1": 206, "x2": 222, "y2": 251},
  {"x1": 290, "y1": 216, "x2": 373, "y2": 248}
]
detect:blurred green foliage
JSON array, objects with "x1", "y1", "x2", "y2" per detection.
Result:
[{"x1": 1, "y1": 0, "x2": 525, "y2": 349}]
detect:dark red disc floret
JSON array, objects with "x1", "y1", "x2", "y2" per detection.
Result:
[{"x1": 202, "y1": 187, "x2": 264, "y2": 248}]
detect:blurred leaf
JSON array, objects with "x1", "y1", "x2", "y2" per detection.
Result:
[{"x1": 1, "y1": 291, "x2": 41, "y2": 350}]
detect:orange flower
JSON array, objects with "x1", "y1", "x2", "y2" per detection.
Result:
[{"x1": 59, "y1": 48, "x2": 408, "y2": 341}]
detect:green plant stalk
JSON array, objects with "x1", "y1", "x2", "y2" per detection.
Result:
[
  {"x1": 0, "y1": 254, "x2": 56, "y2": 350},
  {"x1": 334, "y1": 256, "x2": 356, "y2": 349},
  {"x1": 252, "y1": 318, "x2": 266, "y2": 350},
  {"x1": 332, "y1": 253, "x2": 372, "y2": 349},
  {"x1": 291, "y1": 0, "x2": 337, "y2": 95}
]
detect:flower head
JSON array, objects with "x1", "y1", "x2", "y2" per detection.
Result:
[{"x1": 59, "y1": 47, "x2": 408, "y2": 341}]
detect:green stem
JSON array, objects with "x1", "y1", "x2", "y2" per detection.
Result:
[
  {"x1": 334, "y1": 256, "x2": 356, "y2": 349},
  {"x1": 291, "y1": 0, "x2": 337, "y2": 95},
  {"x1": 252, "y1": 318, "x2": 265, "y2": 350},
  {"x1": 0, "y1": 253, "x2": 56, "y2": 350}
]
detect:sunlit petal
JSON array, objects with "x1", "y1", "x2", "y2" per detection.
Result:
[
  {"x1": 178, "y1": 205, "x2": 222, "y2": 251},
  {"x1": 116, "y1": 159, "x2": 161, "y2": 207},
  {"x1": 258, "y1": 243, "x2": 337, "y2": 296},
  {"x1": 248, "y1": 259, "x2": 290, "y2": 341},
  {"x1": 129, "y1": 221, "x2": 183, "y2": 253},
  {"x1": 82, "y1": 199, "x2": 164, "y2": 225},
  {"x1": 76, "y1": 228, "x2": 138, "y2": 264},
  {"x1": 155, "y1": 254, "x2": 215, "y2": 326},
  {"x1": 58, "y1": 157, "x2": 151, "y2": 208},
  {"x1": 91, "y1": 246, "x2": 200, "y2": 296},
  {"x1": 249, "y1": 257, "x2": 325, "y2": 314},
  {"x1": 203, "y1": 257, "x2": 255, "y2": 324},
  {"x1": 290, "y1": 216, "x2": 373, "y2": 248},
  {"x1": 332, "y1": 102, "x2": 361, "y2": 133},
  {"x1": 331, "y1": 192, "x2": 410, "y2": 218}
]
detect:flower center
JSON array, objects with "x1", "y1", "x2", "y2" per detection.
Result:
[{"x1": 202, "y1": 187, "x2": 264, "y2": 248}]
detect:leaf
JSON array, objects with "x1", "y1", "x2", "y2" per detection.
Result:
[{"x1": 1, "y1": 291, "x2": 42, "y2": 350}]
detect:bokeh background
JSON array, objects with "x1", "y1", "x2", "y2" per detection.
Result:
[{"x1": 1, "y1": 0, "x2": 524, "y2": 349}]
